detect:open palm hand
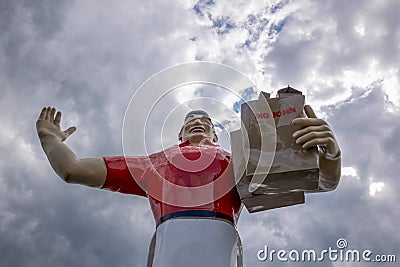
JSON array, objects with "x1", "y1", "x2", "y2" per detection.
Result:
[{"x1": 36, "y1": 107, "x2": 76, "y2": 142}]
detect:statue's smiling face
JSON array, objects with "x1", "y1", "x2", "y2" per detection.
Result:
[{"x1": 179, "y1": 114, "x2": 217, "y2": 145}]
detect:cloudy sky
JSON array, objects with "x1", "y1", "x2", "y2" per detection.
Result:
[{"x1": 1, "y1": 0, "x2": 399, "y2": 266}]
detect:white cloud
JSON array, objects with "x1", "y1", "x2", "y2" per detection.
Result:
[
  {"x1": 1, "y1": 0, "x2": 399, "y2": 266},
  {"x1": 341, "y1": 166, "x2": 359, "y2": 179},
  {"x1": 369, "y1": 182, "x2": 385, "y2": 197}
]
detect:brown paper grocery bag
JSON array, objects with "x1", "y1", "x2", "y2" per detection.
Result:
[
  {"x1": 231, "y1": 129, "x2": 305, "y2": 213},
  {"x1": 230, "y1": 87, "x2": 319, "y2": 212}
]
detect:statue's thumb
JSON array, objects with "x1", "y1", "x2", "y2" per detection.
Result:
[
  {"x1": 64, "y1": 126, "x2": 76, "y2": 137},
  {"x1": 304, "y1": 105, "x2": 317, "y2": 119}
]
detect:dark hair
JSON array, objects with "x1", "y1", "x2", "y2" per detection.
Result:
[{"x1": 184, "y1": 110, "x2": 211, "y2": 120}]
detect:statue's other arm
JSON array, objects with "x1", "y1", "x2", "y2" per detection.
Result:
[
  {"x1": 36, "y1": 107, "x2": 106, "y2": 187},
  {"x1": 292, "y1": 105, "x2": 341, "y2": 191}
]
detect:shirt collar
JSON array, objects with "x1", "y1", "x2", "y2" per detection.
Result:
[{"x1": 179, "y1": 139, "x2": 218, "y2": 147}]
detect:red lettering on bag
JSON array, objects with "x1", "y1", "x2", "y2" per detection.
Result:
[
  {"x1": 273, "y1": 107, "x2": 296, "y2": 118},
  {"x1": 255, "y1": 112, "x2": 270, "y2": 119},
  {"x1": 255, "y1": 107, "x2": 297, "y2": 119}
]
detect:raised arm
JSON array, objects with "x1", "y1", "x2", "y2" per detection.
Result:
[
  {"x1": 292, "y1": 105, "x2": 341, "y2": 191},
  {"x1": 36, "y1": 107, "x2": 106, "y2": 187}
]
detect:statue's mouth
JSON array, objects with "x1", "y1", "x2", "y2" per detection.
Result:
[{"x1": 190, "y1": 126, "x2": 205, "y2": 133}]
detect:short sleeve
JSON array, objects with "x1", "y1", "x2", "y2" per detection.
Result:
[{"x1": 102, "y1": 156, "x2": 147, "y2": 197}]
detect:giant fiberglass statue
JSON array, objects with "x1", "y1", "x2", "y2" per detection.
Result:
[{"x1": 36, "y1": 103, "x2": 341, "y2": 267}]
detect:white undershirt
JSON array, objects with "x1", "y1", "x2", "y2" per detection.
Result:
[{"x1": 150, "y1": 218, "x2": 242, "y2": 267}]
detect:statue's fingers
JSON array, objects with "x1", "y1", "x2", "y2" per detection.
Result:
[
  {"x1": 295, "y1": 131, "x2": 333, "y2": 146},
  {"x1": 292, "y1": 117, "x2": 325, "y2": 127},
  {"x1": 38, "y1": 107, "x2": 47, "y2": 120},
  {"x1": 45, "y1": 107, "x2": 52, "y2": 120},
  {"x1": 304, "y1": 105, "x2": 317, "y2": 119},
  {"x1": 302, "y1": 137, "x2": 331, "y2": 149},
  {"x1": 54, "y1": 111, "x2": 62, "y2": 127},
  {"x1": 293, "y1": 124, "x2": 331, "y2": 139},
  {"x1": 49, "y1": 107, "x2": 56, "y2": 123}
]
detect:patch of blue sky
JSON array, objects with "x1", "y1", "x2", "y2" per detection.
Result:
[
  {"x1": 212, "y1": 16, "x2": 235, "y2": 35},
  {"x1": 242, "y1": 39, "x2": 252, "y2": 48},
  {"x1": 269, "y1": 18, "x2": 288, "y2": 35},
  {"x1": 270, "y1": 0, "x2": 289, "y2": 14},
  {"x1": 193, "y1": 4, "x2": 202, "y2": 16},
  {"x1": 213, "y1": 120, "x2": 229, "y2": 130},
  {"x1": 241, "y1": 17, "x2": 269, "y2": 48},
  {"x1": 193, "y1": 0, "x2": 215, "y2": 17},
  {"x1": 241, "y1": 32, "x2": 260, "y2": 48},
  {"x1": 247, "y1": 14, "x2": 257, "y2": 25},
  {"x1": 255, "y1": 18, "x2": 268, "y2": 34},
  {"x1": 233, "y1": 87, "x2": 258, "y2": 113}
]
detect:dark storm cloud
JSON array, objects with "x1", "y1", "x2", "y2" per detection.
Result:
[
  {"x1": 0, "y1": 167, "x2": 153, "y2": 267},
  {"x1": 0, "y1": 0, "x2": 161, "y2": 266},
  {"x1": 326, "y1": 86, "x2": 400, "y2": 183},
  {"x1": 0, "y1": 0, "x2": 73, "y2": 82}
]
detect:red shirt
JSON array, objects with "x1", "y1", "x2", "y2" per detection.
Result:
[{"x1": 102, "y1": 140, "x2": 243, "y2": 225}]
